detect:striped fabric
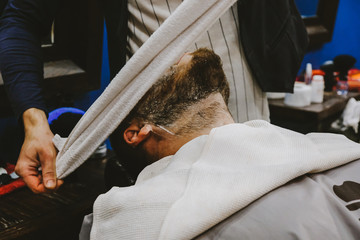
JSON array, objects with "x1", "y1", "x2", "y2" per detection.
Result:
[{"x1": 127, "y1": 0, "x2": 269, "y2": 123}]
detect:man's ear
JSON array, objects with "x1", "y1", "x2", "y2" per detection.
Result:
[{"x1": 123, "y1": 123, "x2": 152, "y2": 147}]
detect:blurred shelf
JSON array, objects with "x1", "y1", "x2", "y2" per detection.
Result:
[{"x1": 269, "y1": 91, "x2": 360, "y2": 133}]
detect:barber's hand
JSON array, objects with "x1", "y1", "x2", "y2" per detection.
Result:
[{"x1": 15, "y1": 108, "x2": 63, "y2": 193}]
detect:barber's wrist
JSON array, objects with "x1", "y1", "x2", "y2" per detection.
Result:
[{"x1": 22, "y1": 108, "x2": 49, "y2": 133}]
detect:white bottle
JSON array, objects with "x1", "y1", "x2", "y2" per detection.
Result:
[{"x1": 311, "y1": 75, "x2": 325, "y2": 103}]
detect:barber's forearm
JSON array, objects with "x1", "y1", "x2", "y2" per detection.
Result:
[
  {"x1": 0, "y1": 0, "x2": 57, "y2": 119},
  {"x1": 0, "y1": 30, "x2": 47, "y2": 119}
]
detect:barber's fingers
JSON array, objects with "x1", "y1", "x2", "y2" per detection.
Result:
[
  {"x1": 16, "y1": 156, "x2": 46, "y2": 193},
  {"x1": 38, "y1": 145, "x2": 59, "y2": 190},
  {"x1": 22, "y1": 174, "x2": 46, "y2": 193},
  {"x1": 21, "y1": 173, "x2": 63, "y2": 194},
  {"x1": 16, "y1": 145, "x2": 43, "y2": 193},
  {"x1": 16, "y1": 141, "x2": 60, "y2": 192},
  {"x1": 17, "y1": 160, "x2": 64, "y2": 193}
]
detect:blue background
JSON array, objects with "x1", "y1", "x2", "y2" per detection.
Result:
[{"x1": 297, "y1": 0, "x2": 360, "y2": 70}]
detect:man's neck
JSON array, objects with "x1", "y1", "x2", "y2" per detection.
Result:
[{"x1": 154, "y1": 94, "x2": 234, "y2": 160}]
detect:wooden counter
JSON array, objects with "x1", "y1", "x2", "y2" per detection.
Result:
[{"x1": 0, "y1": 155, "x2": 107, "y2": 240}]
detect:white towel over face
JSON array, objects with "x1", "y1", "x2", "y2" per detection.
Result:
[{"x1": 54, "y1": 0, "x2": 237, "y2": 178}]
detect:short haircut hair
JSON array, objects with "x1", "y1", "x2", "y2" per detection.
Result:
[{"x1": 129, "y1": 48, "x2": 230, "y2": 129}]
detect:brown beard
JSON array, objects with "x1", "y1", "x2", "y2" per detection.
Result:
[{"x1": 130, "y1": 48, "x2": 229, "y2": 128}]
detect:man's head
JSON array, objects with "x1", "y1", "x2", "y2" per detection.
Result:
[{"x1": 110, "y1": 48, "x2": 233, "y2": 176}]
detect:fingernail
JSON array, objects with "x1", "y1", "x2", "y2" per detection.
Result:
[{"x1": 46, "y1": 180, "x2": 55, "y2": 188}]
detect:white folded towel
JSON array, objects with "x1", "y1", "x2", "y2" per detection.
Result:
[{"x1": 55, "y1": 0, "x2": 237, "y2": 178}]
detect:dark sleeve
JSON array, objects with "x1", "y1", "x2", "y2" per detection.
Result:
[
  {"x1": 104, "y1": 0, "x2": 128, "y2": 79},
  {"x1": 238, "y1": 0, "x2": 308, "y2": 93},
  {"x1": 0, "y1": 0, "x2": 58, "y2": 119}
]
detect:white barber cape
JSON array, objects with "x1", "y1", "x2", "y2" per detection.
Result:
[{"x1": 88, "y1": 120, "x2": 360, "y2": 240}]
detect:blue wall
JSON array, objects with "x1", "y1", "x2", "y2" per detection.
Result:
[{"x1": 298, "y1": 0, "x2": 360, "y2": 71}]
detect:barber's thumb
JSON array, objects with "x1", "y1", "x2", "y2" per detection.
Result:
[
  {"x1": 42, "y1": 162, "x2": 57, "y2": 189},
  {"x1": 45, "y1": 178, "x2": 56, "y2": 189}
]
